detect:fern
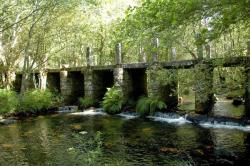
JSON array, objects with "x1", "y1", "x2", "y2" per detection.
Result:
[
  {"x1": 79, "y1": 97, "x2": 96, "y2": 108},
  {"x1": 136, "y1": 97, "x2": 167, "y2": 117},
  {"x1": 101, "y1": 87, "x2": 125, "y2": 114}
]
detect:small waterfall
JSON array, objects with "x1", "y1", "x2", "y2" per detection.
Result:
[
  {"x1": 148, "y1": 112, "x2": 191, "y2": 125},
  {"x1": 147, "y1": 112, "x2": 250, "y2": 131},
  {"x1": 185, "y1": 114, "x2": 250, "y2": 132},
  {"x1": 70, "y1": 108, "x2": 107, "y2": 116},
  {"x1": 199, "y1": 121, "x2": 250, "y2": 131},
  {"x1": 57, "y1": 106, "x2": 78, "y2": 113}
]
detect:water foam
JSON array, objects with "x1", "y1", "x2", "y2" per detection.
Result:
[
  {"x1": 70, "y1": 108, "x2": 107, "y2": 116},
  {"x1": 148, "y1": 112, "x2": 250, "y2": 131},
  {"x1": 199, "y1": 122, "x2": 250, "y2": 132},
  {"x1": 148, "y1": 112, "x2": 191, "y2": 125}
]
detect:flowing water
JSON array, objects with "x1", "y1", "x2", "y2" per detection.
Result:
[{"x1": 1, "y1": 102, "x2": 250, "y2": 166}]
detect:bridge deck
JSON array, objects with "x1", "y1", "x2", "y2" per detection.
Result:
[{"x1": 45, "y1": 56, "x2": 250, "y2": 72}]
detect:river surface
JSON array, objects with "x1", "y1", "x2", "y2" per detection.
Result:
[{"x1": 0, "y1": 102, "x2": 250, "y2": 166}]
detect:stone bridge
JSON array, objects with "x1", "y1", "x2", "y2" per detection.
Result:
[{"x1": 13, "y1": 42, "x2": 250, "y2": 115}]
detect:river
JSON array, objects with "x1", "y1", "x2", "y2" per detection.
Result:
[{"x1": 0, "y1": 101, "x2": 250, "y2": 165}]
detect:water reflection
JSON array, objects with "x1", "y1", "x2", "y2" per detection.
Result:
[{"x1": 1, "y1": 114, "x2": 250, "y2": 165}]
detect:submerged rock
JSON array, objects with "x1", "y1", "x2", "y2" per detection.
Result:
[
  {"x1": 70, "y1": 124, "x2": 82, "y2": 130},
  {"x1": 192, "y1": 149, "x2": 204, "y2": 157},
  {"x1": 159, "y1": 147, "x2": 181, "y2": 153},
  {"x1": 232, "y1": 97, "x2": 244, "y2": 106},
  {"x1": 0, "y1": 118, "x2": 17, "y2": 125}
]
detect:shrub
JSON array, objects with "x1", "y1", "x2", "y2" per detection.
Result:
[
  {"x1": 78, "y1": 97, "x2": 96, "y2": 108},
  {"x1": 136, "y1": 97, "x2": 167, "y2": 117},
  {"x1": 20, "y1": 89, "x2": 53, "y2": 112},
  {"x1": 101, "y1": 87, "x2": 125, "y2": 114},
  {"x1": 0, "y1": 89, "x2": 18, "y2": 115}
]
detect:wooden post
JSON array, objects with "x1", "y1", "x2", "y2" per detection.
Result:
[
  {"x1": 152, "y1": 38, "x2": 159, "y2": 62},
  {"x1": 205, "y1": 44, "x2": 211, "y2": 58},
  {"x1": 139, "y1": 46, "x2": 147, "y2": 63},
  {"x1": 115, "y1": 43, "x2": 122, "y2": 65},
  {"x1": 86, "y1": 47, "x2": 92, "y2": 66},
  {"x1": 171, "y1": 47, "x2": 177, "y2": 61},
  {"x1": 196, "y1": 33, "x2": 203, "y2": 59}
]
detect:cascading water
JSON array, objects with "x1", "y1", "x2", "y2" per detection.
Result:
[
  {"x1": 117, "y1": 112, "x2": 139, "y2": 119},
  {"x1": 148, "y1": 112, "x2": 250, "y2": 132},
  {"x1": 63, "y1": 105, "x2": 250, "y2": 132},
  {"x1": 70, "y1": 108, "x2": 107, "y2": 116},
  {"x1": 199, "y1": 122, "x2": 250, "y2": 131},
  {"x1": 148, "y1": 112, "x2": 191, "y2": 125}
]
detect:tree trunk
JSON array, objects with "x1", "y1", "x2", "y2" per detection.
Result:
[
  {"x1": 20, "y1": 73, "x2": 29, "y2": 93},
  {"x1": 5, "y1": 70, "x2": 15, "y2": 90}
]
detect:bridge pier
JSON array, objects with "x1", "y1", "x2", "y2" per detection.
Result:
[
  {"x1": 194, "y1": 63, "x2": 214, "y2": 114},
  {"x1": 84, "y1": 69, "x2": 95, "y2": 99},
  {"x1": 246, "y1": 66, "x2": 250, "y2": 116},
  {"x1": 60, "y1": 70, "x2": 71, "y2": 104},
  {"x1": 113, "y1": 43, "x2": 129, "y2": 99},
  {"x1": 147, "y1": 65, "x2": 178, "y2": 108},
  {"x1": 245, "y1": 41, "x2": 250, "y2": 117},
  {"x1": 113, "y1": 68, "x2": 130, "y2": 99}
]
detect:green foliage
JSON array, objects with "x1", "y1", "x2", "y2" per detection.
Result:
[
  {"x1": 52, "y1": 94, "x2": 64, "y2": 107},
  {"x1": 226, "y1": 90, "x2": 245, "y2": 98},
  {"x1": 0, "y1": 89, "x2": 18, "y2": 115},
  {"x1": 79, "y1": 97, "x2": 96, "y2": 108},
  {"x1": 101, "y1": 87, "x2": 125, "y2": 114},
  {"x1": 136, "y1": 97, "x2": 167, "y2": 117},
  {"x1": 20, "y1": 89, "x2": 53, "y2": 112}
]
